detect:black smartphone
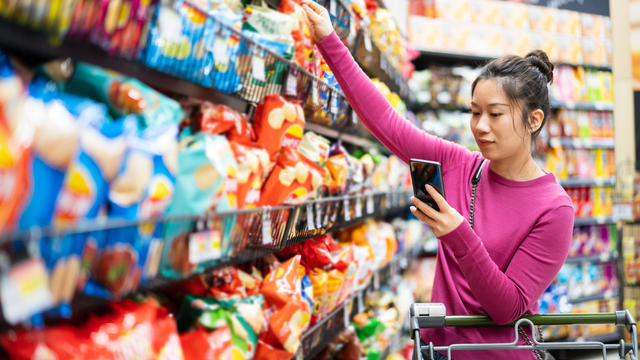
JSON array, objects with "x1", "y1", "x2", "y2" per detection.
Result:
[{"x1": 410, "y1": 159, "x2": 445, "y2": 212}]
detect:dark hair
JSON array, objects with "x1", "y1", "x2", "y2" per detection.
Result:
[{"x1": 471, "y1": 49, "x2": 554, "y2": 140}]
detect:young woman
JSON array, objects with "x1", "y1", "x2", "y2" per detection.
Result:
[{"x1": 301, "y1": 1, "x2": 574, "y2": 359}]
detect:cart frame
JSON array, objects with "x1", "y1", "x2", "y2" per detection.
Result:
[{"x1": 410, "y1": 303, "x2": 638, "y2": 360}]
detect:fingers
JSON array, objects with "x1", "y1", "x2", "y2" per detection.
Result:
[
  {"x1": 425, "y1": 184, "x2": 448, "y2": 211},
  {"x1": 410, "y1": 206, "x2": 436, "y2": 227},
  {"x1": 301, "y1": 0, "x2": 325, "y2": 13},
  {"x1": 411, "y1": 196, "x2": 439, "y2": 218},
  {"x1": 302, "y1": 5, "x2": 324, "y2": 23}
]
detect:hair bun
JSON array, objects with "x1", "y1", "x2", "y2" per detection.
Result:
[{"x1": 525, "y1": 50, "x2": 554, "y2": 84}]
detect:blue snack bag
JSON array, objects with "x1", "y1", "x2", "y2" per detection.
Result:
[{"x1": 90, "y1": 121, "x2": 178, "y2": 296}]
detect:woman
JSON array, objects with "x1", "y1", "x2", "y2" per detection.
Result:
[{"x1": 301, "y1": 1, "x2": 574, "y2": 359}]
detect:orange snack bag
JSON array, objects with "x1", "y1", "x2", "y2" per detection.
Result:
[
  {"x1": 259, "y1": 147, "x2": 312, "y2": 206},
  {"x1": 323, "y1": 269, "x2": 345, "y2": 316},
  {"x1": 254, "y1": 94, "x2": 305, "y2": 161},
  {"x1": 308, "y1": 268, "x2": 328, "y2": 324}
]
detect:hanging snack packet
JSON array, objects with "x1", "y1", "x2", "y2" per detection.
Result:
[
  {"x1": 253, "y1": 94, "x2": 305, "y2": 161},
  {"x1": 162, "y1": 131, "x2": 238, "y2": 277},
  {"x1": 308, "y1": 268, "x2": 328, "y2": 324},
  {"x1": 229, "y1": 141, "x2": 270, "y2": 209},
  {"x1": 298, "y1": 131, "x2": 331, "y2": 166},
  {"x1": 259, "y1": 147, "x2": 311, "y2": 206},
  {"x1": 323, "y1": 269, "x2": 345, "y2": 317},
  {"x1": 180, "y1": 325, "x2": 233, "y2": 360},
  {"x1": 279, "y1": 0, "x2": 315, "y2": 72},
  {"x1": 63, "y1": 63, "x2": 183, "y2": 128}
]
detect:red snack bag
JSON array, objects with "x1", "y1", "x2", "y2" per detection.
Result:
[
  {"x1": 268, "y1": 300, "x2": 309, "y2": 354},
  {"x1": 261, "y1": 255, "x2": 302, "y2": 308},
  {"x1": 255, "y1": 333, "x2": 294, "y2": 360},
  {"x1": 259, "y1": 147, "x2": 313, "y2": 206},
  {"x1": 180, "y1": 326, "x2": 233, "y2": 360},
  {"x1": 0, "y1": 325, "x2": 88, "y2": 359},
  {"x1": 154, "y1": 311, "x2": 185, "y2": 359},
  {"x1": 229, "y1": 141, "x2": 270, "y2": 209},
  {"x1": 254, "y1": 94, "x2": 305, "y2": 161},
  {"x1": 200, "y1": 102, "x2": 246, "y2": 136}
]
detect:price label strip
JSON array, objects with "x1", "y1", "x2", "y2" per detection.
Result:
[
  {"x1": 252, "y1": 55, "x2": 266, "y2": 83},
  {"x1": 189, "y1": 229, "x2": 223, "y2": 264},
  {"x1": 355, "y1": 197, "x2": 363, "y2": 218},
  {"x1": 306, "y1": 203, "x2": 315, "y2": 231},
  {"x1": 367, "y1": 194, "x2": 375, "y2": 214},
  {"x1": 262, "y1": 212, "x2": 273, "y2": 245},
  {"x1": 343, "y1": 198, "x2": 351, "y2": 221}
]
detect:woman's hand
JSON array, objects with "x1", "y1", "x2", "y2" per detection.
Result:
[
  {"x1": 410, "y1": 185, "x2": 465, "y2": 238},
  {"x1": 301, "y1": 0, "x2": 334, "y2": 43}
]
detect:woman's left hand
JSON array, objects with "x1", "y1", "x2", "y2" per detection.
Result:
[{"x1": 410, "y1": 185, "x2": 465, "y2": 237}]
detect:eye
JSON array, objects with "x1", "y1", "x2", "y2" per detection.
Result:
[
  {"x1": 490, "y1": 113, "x2": 503, "y2": 117},
  {"x1": 471, "y1": 112, "x2": 480, "y2": 116}
]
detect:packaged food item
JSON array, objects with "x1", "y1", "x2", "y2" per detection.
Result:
[
  {"x1": 198, "y1": 102, "x2": 246, "y2": 136},
  {"x1": 308, "y1": 267, "x2": 328, "y2": 324},
  {"x1": 0, "y1": 325, "x2": 89, "y2": 359},
  {"x1": 63, "y1": 63, "x2": 183, "y2": 128},
  {"x1": 229, "y1": 141, "x2": 270, "y2": 209},
  {"x1": 162, "y1": 131, "x2": 238, "y2": 277},
  {"x1": 208, "y1": 267, "x2": 262, "y2": 299},
  {"x1": 259, "y1": 147, "x2": 313, "y2": 206},
  {"x1": 279, "y1": 0, "x2": 315, "y2": 72},
  {"x1": 324, "y1": 146, "x2": 351, "y2": 195},
  {"x1": 0, "y1": 53, "x2": 32, "y2": 230},
  {"x1": 298, "y1": 131, "x2": 330, "y2": 166},
  {"x1": 180, "y1": 325, "x2": 232, "y2": 360},
  {"x1": 201, "y1": 7, "x2": 245, "y2": 92},
  {"x1": 323, "y1": 269, "x2": 345, "y2": 317},
  {"x1": 253, "y1": 94, "x2": 305, "y2": 161}
]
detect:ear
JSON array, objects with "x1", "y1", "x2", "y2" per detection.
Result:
[{"x1": 528, "y1": 109, "x2": 544, "y2": 134}]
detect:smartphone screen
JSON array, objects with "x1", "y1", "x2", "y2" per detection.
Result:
[{"x1": 410, "y1": 159, "x2": 445, "y2": 212}]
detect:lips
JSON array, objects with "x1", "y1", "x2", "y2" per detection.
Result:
[{"x1": 477, "y1": 139, "x2": 494, "y2": 147}]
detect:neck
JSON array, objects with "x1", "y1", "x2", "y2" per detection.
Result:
[{"x1": 489, "y1": 150, "x2": 544, "y2": 181}]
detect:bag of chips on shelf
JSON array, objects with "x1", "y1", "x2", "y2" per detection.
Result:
[
  {"x1": 308, "y1": 267, "x2": 328, "y2": 324},
  {"x1": 0, "y1": 53, "x2": 32, "y2": 230},
  {"x1": 208, "y1": 267, "x2": 262, "y2": 299},
  {"x1": 259, "y1": 147, "x2": 313, "y2": 206},
  {"x1": 89, "y1": 122, "x2": 178, "y2": 296},
  {"x1": 63, "y1": 63, "x2": 183, "y2": 128},
  {"x1": 0, "y1": 325, "x2": 89, "y2": 359},
  {"x1": 253, "y1": 94, "x2": 305, "y2": 161},
  {"x1": 323, "y1": 269, "x2": 345, "y2": 317},
  {"x1": 162, "y1": 131, "x2": 238, "y2": 277},
  {"x1": 197, "y1": 101, "x2": 245, "y2": 135},
  {"x1": 298, "y1": 131, "x2": 331, "y2": 166},
  {"x1": 254, "y1": 333, "x2": 293, "y2": 360},
  {"x1": 229, "y1": 141, "x2": 270, "y2": 209},
  {"x1": 180, "y1": 325, "x2": 233, "y2": 360},
  {"x1": 153, "y1": 310, "x2": 185, "y2": 359}
]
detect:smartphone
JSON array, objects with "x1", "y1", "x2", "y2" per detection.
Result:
[{"x1": 410, "y1": 159, "x2": 445, "y2": 212}]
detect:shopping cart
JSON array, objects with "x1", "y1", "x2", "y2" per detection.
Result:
[{"x1": 410, "y1": 303, "x2": 638, "y2": 360}]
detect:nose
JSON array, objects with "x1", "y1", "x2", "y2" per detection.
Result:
[{"x1": 474, "y1": 113, "x2": 491, "y2": 134}]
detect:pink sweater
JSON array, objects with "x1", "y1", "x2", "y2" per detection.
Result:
[{"x1": 317, "y1": 32, "x2": 574, "y2": 359}]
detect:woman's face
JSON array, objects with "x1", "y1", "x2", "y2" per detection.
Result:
[{"x1": 470, "y1": 79, "x2": 530, "y2": 162}]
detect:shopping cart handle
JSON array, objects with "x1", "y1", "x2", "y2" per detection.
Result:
[{"x1": 410, "y1": 303, "x2": 446, "y2": 337}]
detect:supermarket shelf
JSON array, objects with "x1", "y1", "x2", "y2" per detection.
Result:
[
  {"x1": 549, "y1": 137, "x2": 616, "y2": 149},
  {"x1": 299, "y1": 244, "x2": 421, "y2": 359},
  {"x1": 412, "y1": 49, "x2": 612, "y2": 72},
  {"x1": 304, "y1": 122, "x2": 387, "y2": 153},
  {"x1": 573, "y1": 217, "x2": 616, "y2": 226},
  {"x1": 565, "y1": 252, "x2": 618, "y2": 264},
  {"x1": 568, "y1": 290, "x2": 617, "y2": 305},
  {"x1": 550, "y1": 99, "x2": 614, "y2": 111},
  {"x1": 410, "y1": 102, "x2": 471, "y2": 113},
  {"x1": 559, "y1": 178, "x2": 616, "y2": 187}
]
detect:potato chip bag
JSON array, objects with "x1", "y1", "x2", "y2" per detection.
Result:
[
  {"x1": 90, "y1": 122, "x2": 178, "y2": 296},
  {"x1": 229, "y1": 141, "x2": 270, "y2": 209},
  {"x1": 180, "y1": 325, "x2": 233, "y2": 360},
  {"x1": 335, "y1": 244, "x2": 358, "y2": 305},
  {"x1": 254, "y1": 334, "x2": 293, "y2": 360},
  {"x1": 0, "y1": 324, "x2": 89, "y2": 359},
  {"x1": 0, "y1": 53, "x2": 32, "y2": 230},
  {"x1": 280, "y1": 0, "x2": 315, "y2": 72},
  {"x1": 162, "y1": 131, "x2": 237, "y2": 277},
  {"x1": 63, "y1": 63, "x2": 183, "y2": 128},
  {"x1": 259, "y1": 147, "x2": 315, "y2": 206},
  {"x1": 323, "y1": 269, "x2": 345, "y2": 317},
  {"x1": 308, "y1": 268, "x2": 327, "y2": 324},
  {"x1": 298, "y1": 131, "x2": 330, "y2": 166},
  {"x1": 253, "y1": 94, "x2": 305, "y2": 161}
]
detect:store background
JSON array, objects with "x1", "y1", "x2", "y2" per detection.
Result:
[{"x1": 0, "y1": 0, "x2": 638, "y2": 359}]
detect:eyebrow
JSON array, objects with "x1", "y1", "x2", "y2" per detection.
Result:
[{"x1": 470, "y1": 102, "x2": 510, "y2": 107}]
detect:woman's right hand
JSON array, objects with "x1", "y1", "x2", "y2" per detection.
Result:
[{"x1": 301, "y1": 0, "x2": 334, "y2": 43}]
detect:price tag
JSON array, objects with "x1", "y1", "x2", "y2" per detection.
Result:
[
  {"x1": 356, "y1": 291, "x2": 364, "y2": 313},
  {"x1": 351, "y1": 111, "x2": 359, "y2": 125},
  {"x1": 367, "y1": 194, "x2": 374, "y2": 214},
  {"x1": 189, "y1": 229, "x2": 222, "y2": 264},
  {"x1": 252, "y1": 55, "x2": 266, "y2": 82},
  {"x1": 306, "y1": 203, "x2": 315, "y2": 231},
  {"x1": 262, "y1": 212, "x2": 273, "y2": 245},
  {"x1": 343, "y1": 302, "x2": 350, "y2": 328},
  {"x1": 363, "y1": 31, "x2": 372, "y2": 52},
  {"x1": 355, "y1": 197, "x2": 363, "y2": 218},
  {"x1": 329, "y1": 0, "x2": 337, "y2": 16},
  {"x1": 285, "y1": 69, "x2": 298, "y2": 97},
  {"x1": 599, "y1": 252, "x2": 609, "y2": 262},
  {"x1": 311, "y1": 81, "x2": 319, "y2": 105},
  {"x1": 344, "y1": 198, "x2": 351, "y2": 221},
  {"x1": 1, "y1": 258, "x2": 53, "y2": 325},
  {"x1": 213, "y1": 37, "x2": 230, "y2": 66},
  {"x1": 315, "y1": 203, "x2": 323, "y2": 230},
  {"x1": 330, "y1": 92, "x2": 339, "y2": 114}
]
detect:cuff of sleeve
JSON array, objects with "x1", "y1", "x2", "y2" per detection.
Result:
[
  {"x1": 316, "y1": 31, "x2": 340, "y2": 52},
  {"x1": 440, "y1": 221, "x2": 482, "y2": 258}
]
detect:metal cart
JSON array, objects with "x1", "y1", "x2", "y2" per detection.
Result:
[{"x1": 410, "y1": 303, "x2": 638, "y2": 360}]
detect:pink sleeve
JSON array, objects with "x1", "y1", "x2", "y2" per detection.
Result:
[
  {"x1": 440, "y1": 205, "x2": 574, "y2": 325},
  {"x1": 316, "y1": 32, "x2": 472, "y2": 165}
]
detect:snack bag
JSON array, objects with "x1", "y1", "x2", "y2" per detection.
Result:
[
  {"x1": 335, "y1": 244, "x2": 358, "y2": 305},
  {"x1": 154, "y1": 311, "x2": 185, "y2": 360},
  {"x1": 325, "y1": 150, "x2": 350, "y2": 195},
  {"x1": 0, "y1": 52, "x2": 32, "y2": 230},
  {"x1": 68, "y1": 0, "x2": 105, "y2": 40},
  {"x1": 253, "y1": 94, "x2": 305, "y2": 161},
  {"x1": 198, "y1": 102, "x2": 246, "y2": 135},
  {"x1": 43, "y1": 109, "x2": 132, "y2": 310},
  {"x1": 308, "y1": 268, "x2": 328, "y2": 324},
  {"x1": 63, "y1": 63, "x2": 183, "y2": 128},
  {"x1": 180, "y1": 325, "x2": 233, "y2": 360},
  {"x1": 229, "y1": 141, "x2": 270, "y2": 209},
  {"x1": 298, "y1": 131, "x2": 330, "y2": 166},
  {"x1": 259, "y1": 147, "x2": 312, "y2": 206},
  {"x1": 91, "y1": 122, "x2": 178, "y2": 296},
  {"x1": 208, "y1": 267, "x2": 262, "y2": 299},
  {"x1": 323, "y1": 269, "x2": 345, "y2": 317},
  {"x1": 162, "y1": 131, "x2": 237, "y2": 277},
  {"x1": 280, "y1": 0, "x2": 315, "y2": 72},
  {"x1": 0, "y1": 325, "x2": 89, "y2": 359}
]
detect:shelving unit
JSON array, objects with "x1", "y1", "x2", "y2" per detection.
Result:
[
  {"x1": 574, "y1": 217, "x2": 617, "y2": 226},
  {"x1": 550, "y1": 99, "x2": 614, "y2": 112},
  {"x1": 565, "y1": 252, "x2": 618, "y2": 264},
  {"x1": 559, "y1": 178, "x2": 616, "y2": 187},
  {"x1": 568, "y1": 290, "x2": 617, "y2": 305},
  {"x1": 549, "y1": 137, "x2": 616, "y2": 149}
]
